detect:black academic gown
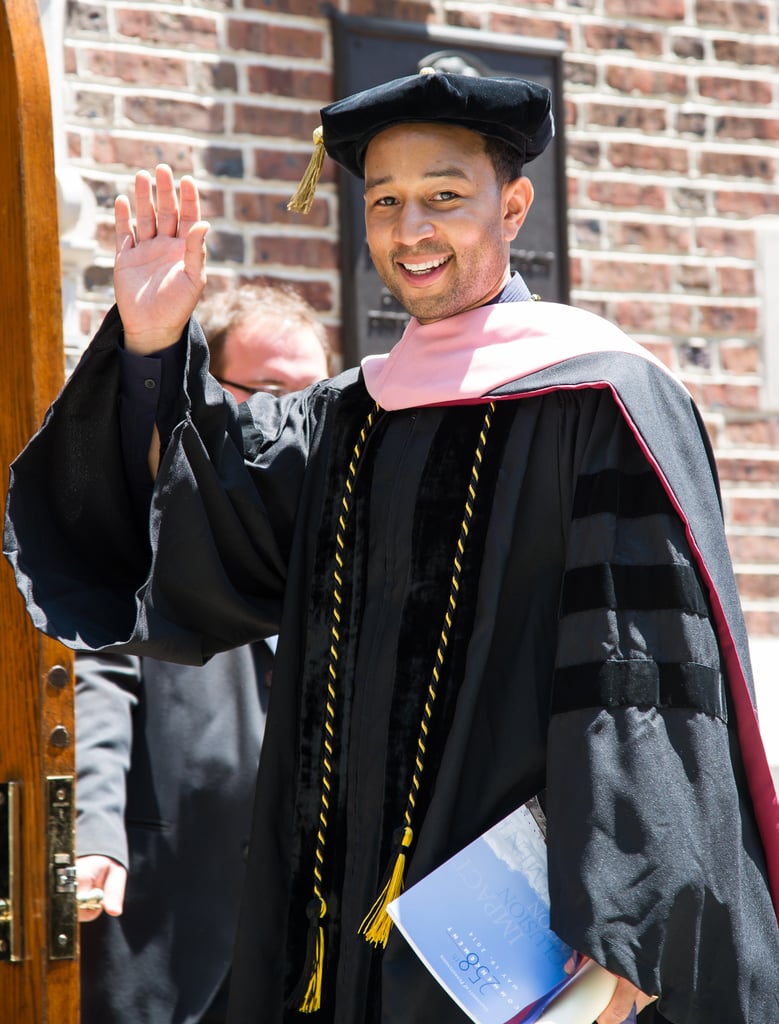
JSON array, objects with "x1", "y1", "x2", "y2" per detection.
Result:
[{"x1": 5, "y1": 305, "x2": 778, "y2": 1024}]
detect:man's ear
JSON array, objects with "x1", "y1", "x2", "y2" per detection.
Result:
[{"x1": 503, "y1": 177, "x2": 534, "y2": 242}]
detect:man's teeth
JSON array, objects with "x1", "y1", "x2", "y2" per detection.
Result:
[{"x1": 401, "y1": 256, "x2": 449, "y2": 273}]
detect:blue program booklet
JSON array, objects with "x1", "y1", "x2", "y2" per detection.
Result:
[{"x1": 387, "y1": 803, "x2": 580, "y2": 1024}]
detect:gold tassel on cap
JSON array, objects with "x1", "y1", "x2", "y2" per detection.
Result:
[
  {"x1": 358, "y1": 826, "x2": 413, "y2": 948},
  {"x1": 287, "y1": 126, "x2": 325, "y2": 215}
]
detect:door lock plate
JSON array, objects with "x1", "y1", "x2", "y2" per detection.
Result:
[{"x1": 48, "y1": 776, "x2": 77, "y2": 960}]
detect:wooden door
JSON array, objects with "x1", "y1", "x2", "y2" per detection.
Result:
[{"x1": 0, "y1": 0, "x2": 79, "y2": 1019}]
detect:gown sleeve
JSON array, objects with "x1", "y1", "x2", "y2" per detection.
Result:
[
  {"x1": 3, "y1": 306, "x2": 324, "y2": 663},
  {"x1": 544, "y1": 390, "x2": 779, "y2": 1023},
  {"x1": 75, "y1": 651, "x2": 142, "y2": 868}
]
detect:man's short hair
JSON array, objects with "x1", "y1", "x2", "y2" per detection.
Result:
[
  {"x1": 197, "y1": 282, "x2": 330, "y2": 372},
  {"x1": 483, "y1": 135, "x2": 526, "y2": 185}
]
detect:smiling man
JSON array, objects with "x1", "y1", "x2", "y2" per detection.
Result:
[{"x1": 5, "y1": 71, "x2": 779, "y2": 1024}]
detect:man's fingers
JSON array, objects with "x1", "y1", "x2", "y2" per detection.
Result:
[
  {"x1": 154, "y1": 163, "x2": 180, "y2": 237},
  {"x1": 183, "y1": 221, "x2": 210, "y2": 286},
  {"x1": 597, "y1": 978, "x2": 653, "y2": 1024},
  {"x1": 76, "y1": 856, "x2": 128, "y2": 922},
  {"x1": 101, "y1": 861, "x2": 128, "y2": 917},
  {"x1": 133, "y1": 169, "x2": 157, "y2": 242},
  {"x1": 114, "y1": 194, "x2": 135, "y2": 253},
  {"x1": 177, "y1": 174, "x2": 203, "y2": 236}
]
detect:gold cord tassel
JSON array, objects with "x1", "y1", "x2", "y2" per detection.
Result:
[
  {"x1": 287, "y1": 126, "x2": 325, "y2": 214},
  {"x1": 288, "y1": 897, "x2": 327, "y2": 1013},
  {"x1": 358, "y1": 826, "x2": 413, "y2": 948}
]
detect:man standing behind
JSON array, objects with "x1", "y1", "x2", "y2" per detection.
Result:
[{"x1": 74, "y1": 282, "x2": 329, "y2": 1024}]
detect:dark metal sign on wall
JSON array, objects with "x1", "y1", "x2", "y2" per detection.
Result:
[{"x1": 331, "y1": 12, "x2": 569, "y2": 366}]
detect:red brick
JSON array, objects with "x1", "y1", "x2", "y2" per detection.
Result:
[
  {"x1": 605, "y1": 65, "x2": 687, "y2": 96},
  {"x1": 567, "y1": 140, "x2": 600, "y2": 167},
  {"x1": 228, "y1": 19, "x2": 323, "y2": 59},
  {"x1": 607, "y1": 0, "x2": 684, "y2": 15},
  {"x1": 488, "y1": 14, "x2": 569, "y2": 41},
  {"x1": 586, "y1": 181, "x2": 667, "y2": 210},
  {"x1": 71, "y1": 89, "x2": 114, "y2": 122},
  {"x1": 116, "y1": 9, "x2": 218, "y2": 49},
  {"x1": 677, "y1": 264, "x2": 712, "y2": 292},
  {"x1": 715, "y1": 190, "x2": 779, "y2": 217},
  {"x1": 583, "y1": 24, "x2": 663, "y2": 56},
  {"x1": 235, "y1": 103, "x2": 319, "y2": 139},
  {"x1": 608, "y1": 142, "x2": 689, "y2": 174},
  {"x1": 584, "y1": 102, "x2": 666, "y2": 132},
  {"x1": 195, "y1": 188, "x2": 226, "y2": 221},
  {"x1": 695, "y1": 226, "x2": 755, "y2": 260},
  {"x1": 720, "y1": 341, "x2": 759, "y2": 374},
  {"x1": 570, "y1": 217, "x2": 602, "y2": 248},
  {"x1": 569, "y1": 256, "x2": 583, "y2": 289},
  {"x1": 233, "y1": 191, "x2": 331, "y2": 229},
  {"x1": 612, "y1": 300, "x2": 693, "y2": 336},
  {"x1": 66, "y1": 131, "x2": 82, "y2": 159},
  {"x1": 564, "y1": 59, "x2": 598, "y2": 88},
  {"x1": 640, "y1": 339, "x2": 675, "y2": 368},
  {"x1": 254, "y1": 147, "x2": 336, "y2": 184},
  {"x1": 247, "y1": 66, "x2": 332, "y2": 102},
  {"x1": 729, "y1": 496, "x2": 779, "y2": 527},
  {"x1": 702, "y1": 381, "x2": 761, "y2": 410},
  {"x1": 716, "y1": 266, "x2": 755, "y2": 297},
  {"x1": 252, "y1": 236, "x2": 338, "y2": 269},
  {"x1": 207, "y1": 231, "x2": 245, "y2": 264},
  {"x1": 124, "y1": 97, "x2": 225, "y2": 134},
  {"x1": 83, "y1": 48, "x2": 189, "y2": 87},
  {"x1": 91, "y1": 133, "x2": 195, "y2": 172},
  {"x1": 202, "y1": 147, "x2": 243, "y2": 179},
  {"x1": 713, "y1": 38, "x2": 779, "y2": 68},
  {"x1": 736, "y1": 573, "x2": 779, "y2": 600},
  {"x1": 193, "y1": 62, "x2": 239, "y2": 94},
  {"x1": 699, "y1": 303, "x2": 758, "y2": 335},
  {"x1": 336, "y1": 0, "x2": 431, "y2": 21},
  {"x1": 671, "y1": 35, "x2": 705, "y2": 60},
  {"x1": 698, "y1": 75, "x2": 773, "y2": 105},
  {"x1": 699, "y1": 150, "x2": 776, "y2": 181},
  {"x1": 609, "y1": 220, "x2": 691, "y2": 254},
  {"x1": 589, "y1": 258, "x2": 673, "y2": 293},
  {"x1": 673, "y1": 188, "x2": 708, "y2": 214},
  {"x1": 715, "y1": 115, "x2": 779, "y2": 143},
  {"x1": 245, "y1": 0, "x2": 327, "y2": 14},
  {"x1": 742, "y1": 610, "x2": 779, "y2": 637},
  {"x1": 729, "y1": 534, "x2": 779, "y2": 563},
  {"x1": 445, "y1": 9, "x2": 482, "y2": 30},
  {"x1": 695, "y1": 0, "x2": 772, "y2": 31},
  {"x1": 724, "y1": 420, "x2": 779, "y2": 448},
  {"x1": 676, "y1": 112, "x2": 707, "y2": 137}
]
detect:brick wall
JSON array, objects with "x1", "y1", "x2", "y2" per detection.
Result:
[{"x1": 60, "y1": 0, "x2": 779, "y2": 634}]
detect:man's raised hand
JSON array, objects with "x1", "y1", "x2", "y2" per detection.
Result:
[{"x1": 114, "y1": 164, "x2": 209, "y2": 355}]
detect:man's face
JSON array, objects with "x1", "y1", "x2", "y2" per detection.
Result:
[
  {"x1": 216, "y1": 314, "x2": 329, "y2": 401},
  {"x1": 363, "y1": 122, "x2": 532, "y2": 324}
]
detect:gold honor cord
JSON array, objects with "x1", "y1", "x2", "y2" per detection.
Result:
[
  {"x1": 290, "y1": 402, "x2": 380, "y2": 1013},
  {"x1": 358, "y1": 401, "x2": 496, "y2": 947},
  {"x1": 290, "y1": 400, "x2": 496, "y2": 1012}
]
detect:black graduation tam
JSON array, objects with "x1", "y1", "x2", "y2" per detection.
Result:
[
  {"x1": 287, "y1": 69, "x2": 554, "y2": 214},
  {"x1": 323, "y1": 70, "x2": 553, "y2": 178}
]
